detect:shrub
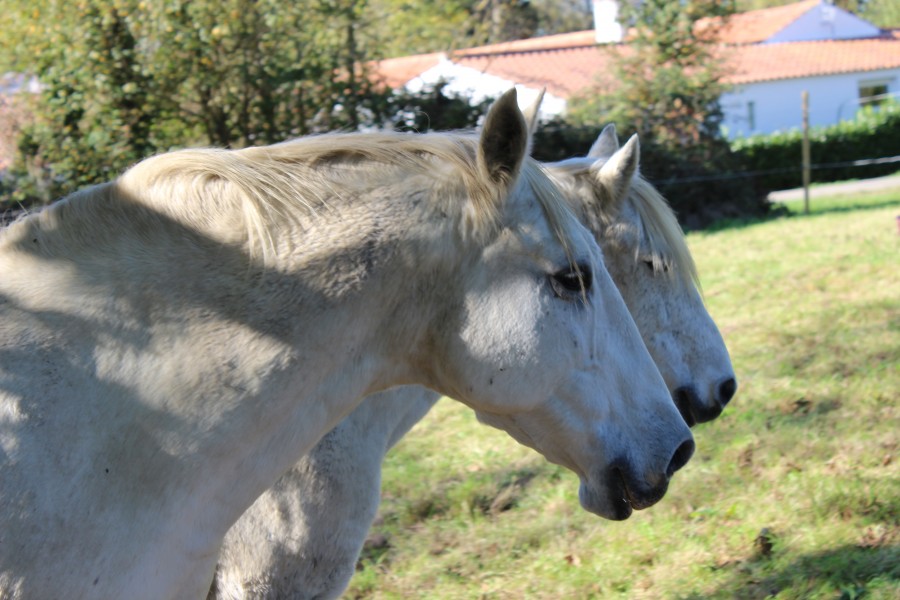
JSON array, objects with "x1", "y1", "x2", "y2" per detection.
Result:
[{"x1": 731, "y1": 101, "x2": 900, "y2": 196}]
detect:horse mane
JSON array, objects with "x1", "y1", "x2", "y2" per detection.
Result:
[
  {"x1": 112, "y1": 131, "x2": 579, "y2": 266},
  {"x1": 1, "y1": 131, "x2": 583, "y2": 273},
  {"x1": 549, "y1": 157, "x2": 700, "y2": 290}
]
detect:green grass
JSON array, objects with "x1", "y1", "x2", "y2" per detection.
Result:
[{"x1": 347, "y1": 188, "x2": 900, "y2": 599}]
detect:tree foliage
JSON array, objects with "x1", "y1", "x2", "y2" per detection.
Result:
[
  {"x1": 363, "y1": 0, "x2": 592, "y2": 58},
  {"x1": 468, "y1": 0, "x2": 540, "y2": 44},
  {"x1": 366, "y1": 0, "x2": 478, "y2": 57},
  {"x1": 735, "y1": 0, "x2": 899, "y2": 27},
  {"x1": 14, "y1": 1, "x2": 175, "y2": 198},
  {"x1": 566, "y1": 1, "x2": 768, "y2": 227},
  {"x1": 146, "y1": 0, "x2": 382, "y2": 146},
  {"x1": 569, "y1": 1, "x2": 734, "y2": 151},
  {"x1": 858, "y1": 0, "x2": 900, "y2": 27},
  {"x1": 530, "y1": 0, "x2": 594, "y2": 37},
  {"x1": 4, "y1": 0, "x2": 399, "y2": 203}
]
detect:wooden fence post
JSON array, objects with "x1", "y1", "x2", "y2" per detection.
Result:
[{"x1": 802, "y1": 91, "x2": 811, "y2": 215}]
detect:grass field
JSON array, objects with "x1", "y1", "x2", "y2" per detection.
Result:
[{"x1": 346, "y1": 187, "x2": 900, "y2": 599}]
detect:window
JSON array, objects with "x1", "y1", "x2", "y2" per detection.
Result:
[
  {"x1": 859, "y1": 81, "x2": 890, "y2": 107},
  {"x1": 747, "y1": 101, "x2": 756, "y2": 131}
]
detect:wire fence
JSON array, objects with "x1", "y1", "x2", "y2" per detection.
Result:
[{"x1": 650, "y1": 154, "x2": 900, "y2": 186}]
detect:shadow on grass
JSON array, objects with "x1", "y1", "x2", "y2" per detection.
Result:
[
  {"x1": 680, "y1": 543, "x2": 899, "y2": 600},
  {"x1": 697, "y1": 195, "x2": 900, "y2": 234},
  {"x1": 783, "y1": 198, "x2": 900, "y2": 217}
]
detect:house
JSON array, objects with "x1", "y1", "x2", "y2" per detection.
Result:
[{"x1": 374, "y1": 0, "x2": 900, "y2": 138}]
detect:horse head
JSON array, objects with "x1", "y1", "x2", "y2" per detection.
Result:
[
  {"x1": 425, "y1": 90, "x2": 694, "y2": 519},
  {"x1": 547, "y1": 124, "x2": 737, "y2": 426}
]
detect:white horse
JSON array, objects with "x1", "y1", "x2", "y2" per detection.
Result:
[
  {"x1": 210, "y1": 125, "x2": 735, "y2": 599},
  {"x1": 0, "y1": 90, "x2": 692, "y2": 599}
]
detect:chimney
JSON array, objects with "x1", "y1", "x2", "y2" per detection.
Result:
[{"x1": 592, "y1": 0, "x2": 623, "y2": 44}]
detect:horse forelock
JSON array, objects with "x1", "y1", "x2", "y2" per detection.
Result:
[{"x1": 627, "y1": 177, "x2": 700, "y2": 290}]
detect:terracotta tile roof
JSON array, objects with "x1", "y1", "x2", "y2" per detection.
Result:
[
  {"x1": 453, "y1": 46, "x2": 615, "y2": 98},
  {"x1": 371, "y1": 33, "x2": 604, "y2": 94},
  {"x1": 454, "y1": 31, "x2": 597, "y2": 56},
  {"x1": 699, "y1": 0, "x2": 820, "y2": 45},
  {"x1": 373, "y1": 2, "x2": 900, "y2": 99},
  {"x1": 390, "y1": 30, "x2": 900, "y2": 95},
  {"x1": 373, "y1": 52, "x2": 444, "y2": 88},
  {"x1": 722, "y1": 29, "x2": 900, "y2": 84}
]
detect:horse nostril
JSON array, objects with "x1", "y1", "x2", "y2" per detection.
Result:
[
  {"x1": 666, "y1": 437, "x2": 695, "y2": 478},
  {"x1": 673, "y1": 386, "x2": 698, "y2": 427},
  {"x1": 717, "y1": 377, "x2": 737, "y2": 406}
]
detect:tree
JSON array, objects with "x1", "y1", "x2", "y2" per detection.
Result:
[
  {"x1": 3, "y1": 0, "x2": 392, "y2": 204},
  {"x1": 365, "y1": 0, "x2": 478, "y2": 57},
  {"x1": 145, "y1": 0, "x2": 385, "y2": 146},
  {"x1": 859, "y1": 0, "x2": 900, "y2": 27},
  {"x1": 363, "y1": 0, "x2": 591, "y2": 58},
  {"x1": 368, "y1": 0, "x2": 541, "y2": 52},
  {"x1": 566, "y1": 1, "x2": 767, "y2": 227},
  {"x1": 569, "y1": 1, "x2": 734, "y2": 150},
  {"x1": 13, "y1": 1, "x2": 175, "y2": 201},
  {"x1": 530, "y1": 0, "x2": 594, "y2": 36},
  {"x1": 468, "y1": 0, "x2": 539, "y2": 44}
]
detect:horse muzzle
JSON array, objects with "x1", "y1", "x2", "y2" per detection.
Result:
[
  {"x1": 673, "y1": 376, "x2": 738, "y2": 427},
  {"x1": 578, "y1": 435, "x2": 695, "y2": 520}
]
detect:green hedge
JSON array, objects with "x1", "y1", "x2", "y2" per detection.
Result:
[
  {"x1": 731, "y1": 101, "x2": 900, "y2": 196},
  {"x1": 532, "y1": 103, "x2": 900, "y2": 229}
]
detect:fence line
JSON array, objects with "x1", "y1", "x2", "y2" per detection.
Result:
[{"x1": 651, "y1": 154, "x2": 900, "y2": 186}]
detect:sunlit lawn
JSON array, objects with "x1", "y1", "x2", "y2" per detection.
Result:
[{"x1": 347, "y1": 187, "x2": 899, "y2": 599}]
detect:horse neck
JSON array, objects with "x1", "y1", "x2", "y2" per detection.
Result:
[
  {"x1": 4, "y1": 181, "x2": 453, "y2": 540},
  {"x1": 185, "y1": 195, "x2": 455, "y2": 532}
]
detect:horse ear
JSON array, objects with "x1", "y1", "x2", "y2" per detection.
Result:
[
  {"x1": 522, "y1": 88, "x2": 545, "y2": 134},
  {"x1": 521, "y1": 88, "x2": 546, "y2": 156},
  {"x1": 595, "y1": 134, "x2": 640, "y2": 206},
  {"x1": 478, "y1": 88, "x2": 528, "y2": 186},
  {"x1": 587, "y1": 124, "x2": 619, "y2": 160}
]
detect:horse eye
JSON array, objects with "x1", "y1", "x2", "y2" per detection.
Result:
[
  {"x1": 550, "y1": 263, "x2": 592, "y2": 300},
  {"x1": 642, "y1": 259, "x2": 668, "y2": 273}
]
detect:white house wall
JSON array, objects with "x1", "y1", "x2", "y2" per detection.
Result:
[{"x1": 720, "y1": 68, "x2": 900, "y2": 138}]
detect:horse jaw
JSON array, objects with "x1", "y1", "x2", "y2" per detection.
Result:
[{"x1": 450, "y1": 229, "x2": 693, "y2": 521}]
